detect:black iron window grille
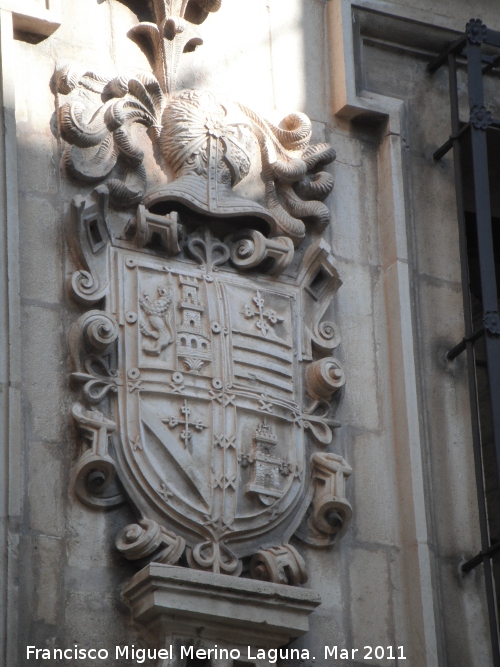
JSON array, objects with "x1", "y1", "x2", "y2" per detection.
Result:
[{"x1": 429, "y1": 18, "x2": 500, "y2": 666}]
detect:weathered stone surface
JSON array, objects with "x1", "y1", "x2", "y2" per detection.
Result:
[
  {"x1": 22, "y1": 305, "x2": 65, "y2": 442},
  {"x1": 28, "y1": 441, "x2": 65, "y2": 536},
  {"x1": 352, "y1": 431, "x2": 399, "y2": 546},
  {"x1": 350, "y1": 549, "x2": 392, "y2": 666},
  {"x1": 33, "y1": 535, "x2": 63, "y2": 625},
  {"x1": 18, "y1": 194, "x2": 62, "y2": 304},
  {"x1": 123, "y1": 563, "x2": 321, "y2": 647}
]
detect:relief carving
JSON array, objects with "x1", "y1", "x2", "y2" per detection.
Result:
[
  {"x1": 116, "y1": 518, "x2": 185, "y2": 565},
  {"x1": 139, "y1": 285, "x2": 174, "y2": 355},
  {"x1": 54, "y1": 0, "x2": 335, "y2": 246},
  {"x1": 294, "y1": 453, "x2": 353, "y2": 548},
  {"x1": 60, "y1": 0, "x2": 352, "y2": 587}
]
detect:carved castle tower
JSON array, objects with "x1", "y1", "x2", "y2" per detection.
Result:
[{"x1": 177, "y1": 275, "x2": 211, "y2": 360}]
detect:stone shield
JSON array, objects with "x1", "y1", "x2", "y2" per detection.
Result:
[
  {"x1": 115, "y1": 250, "x2": 308, "y2": 573},
  {"x1": 68, "y1": 189, "x2": 350, "y2": 580}
]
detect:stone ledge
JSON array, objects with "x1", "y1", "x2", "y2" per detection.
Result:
[
  {"x1": 0, "y1": 0, "x2": 61, "y2": 37},
  {"x1": 123, "y1": 564, "x2": 321, "y2": 648}
]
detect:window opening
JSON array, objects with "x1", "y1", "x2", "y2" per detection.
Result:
[{"x1": 429, "y1": 20, "x2": 500, "y2": 665}]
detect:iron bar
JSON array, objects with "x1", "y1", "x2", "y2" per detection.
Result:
[
  {"x1": 427, "y1": 35, "x2": 466, "y2": 73},
  {"x1": 466, "y1": 31, "x2": 500, "y2": 664},
  {"x1": 466, "y1": 40, "x2": 500, "y2": 539},
  {"x1": 430, "y1": 36, "x2": 500, "y2": 664},
  {"x1": 433, "y1": 122, "x2": 470, "y2": 161},
  {"x1": 448, "y1": 53, "x2": 500, "y2": 663},
  {"x1": 486, "y1": 30, "x2": 500, "y2": 49},
  {"x1": 462, "y1": 541, "x2": 500, "y2": 573},
  {"x1": 445, "y1": 326, "x2": 484, "y2": 360},
  {"x1": 460, "y1": 49, "x2": 500, "y2": 66},
  {"x1": 432, "y1": 122, "x2": 500, "y2": 165},
  {"x1": 483, "y1": 53, "x2": 500, "y2": 74}
]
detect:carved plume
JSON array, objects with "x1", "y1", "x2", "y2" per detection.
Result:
[
  {"x1": 54, "y1": 0, "x2": 336, "y2": 246},
  {"x1": 128, "y1": 0, "x2": 222, "y2": 94}
]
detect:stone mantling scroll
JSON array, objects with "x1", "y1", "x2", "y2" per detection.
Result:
[{"x1": 59, "y1": 0, "x2": 352, "y2": 589}]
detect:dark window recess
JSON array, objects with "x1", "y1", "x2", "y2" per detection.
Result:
[
  {"x1": 465, "y1": 211, "x2": 500, "y2": 303},
  {"x1": 307, "y1": 267, "x2": 329, "y2": 299},
  {"x1": 429, "y1": 20, "x2": 500, "y2": 666},
  {"x1": 88, "y1": 218, "x2": 103, "y2": 248}
]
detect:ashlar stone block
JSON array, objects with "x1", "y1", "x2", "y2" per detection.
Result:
[{"x1": 123, "y1": 564, "x2": 321, "y2": 648}]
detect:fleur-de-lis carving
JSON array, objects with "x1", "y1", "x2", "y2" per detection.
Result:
[
  {"x1": 186, "y1": 226, "x2": 230, "y2": 272},
  {"x1": 71, "y1": 354, "x2": 122, "y2": 404}
]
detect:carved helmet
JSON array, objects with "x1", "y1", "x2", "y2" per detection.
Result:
[
  {"x1": 143, "y1": 89, "x2": 336, "y2": 247},
  {"x1": 143, "y1": 90, "x2": 277, "y2": 234}
]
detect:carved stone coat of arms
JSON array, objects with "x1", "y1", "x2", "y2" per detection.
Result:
[{"x1": 60, "y1": 0, "x2": 352, "y2": 586}]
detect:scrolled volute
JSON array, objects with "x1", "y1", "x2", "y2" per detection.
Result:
[
  {"x1": 306, "y1": 357, "x2": 345, "y2": 401},
  {"x1": 72, "y1": 402, "x2": 123, "y2": 508},
  {"x1": 70, "y1": 310, "x2": 118, "y2": 352},
  {"x1": 229, "y1": 229, "x2": 294, "y2": 276},
  {"x1": 75, "y1": 449, "x2": 116, "y2": 498},
  {"x1": 311, "y1": 319, "x2": 341, "y2": 354},
  {"x1": 116, "y1": 519, "x2": 185, "y2": 565},
  {"x1": 250, "y1": 544, "x2": 307, "y2": 586},
  {"x1": 69, "y1": 187, "x2": 111, "y2": 305},
  {"x1": 310, "y1": 453, "x2": 352, "y2": 542},
  {"x1": 70, "y1": 270, "x2": 108, "y2": 306}
]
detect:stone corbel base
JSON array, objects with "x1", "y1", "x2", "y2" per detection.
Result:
[{"x1": 123, "y1": 564, "x2": 321, "y2": 652}]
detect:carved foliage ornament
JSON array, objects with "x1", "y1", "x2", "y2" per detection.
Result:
[{"x1": 62, "y1": 0, "x2": 351, "y2": 585}]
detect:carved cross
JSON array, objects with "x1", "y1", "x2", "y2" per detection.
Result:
[
  {"x1": 244, "y1": 290, "x2": 284, "y2": 336},
  {"x1": 162, "y1": 399, "x2": 208, "y2": 448}
]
